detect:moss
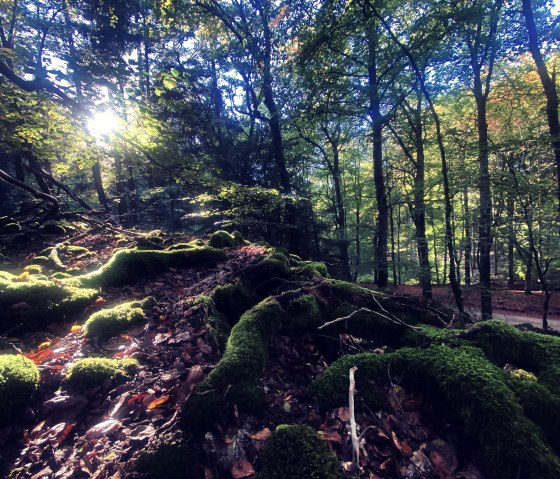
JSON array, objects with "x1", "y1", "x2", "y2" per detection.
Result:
[
  {"x1": 509, "y1": 377, "x2": 560, "y2": 453},
  {"x1": 312, "y1": 345, "x2": 560, "y2": 479},
  {"x1": 65, "y1": 357, "x2": 138, "y2": 391},
  {"x1": 23, "y1": 264, "x2": 42, "y2": 274},
  {"x1": 1, "y1": 222, "x2": 21, "y2": 233},
  {"x1": 323, "y1": 305, "x2": 407, "y2": 346},
  {"x1": 211, "y1": 282, "x2": 257, "y2": 325},
  {"x1": 51, "y1": 272, "x2": 72, "y2": 279},
  {"x1": 64, "y1": 245, "x2": 91, "y2": 257},
  {"x1": 299, "y1": 261, "x2": 329, "y2": 279},
  {"x1": 78, "y1": 246, "x2": 227, "y2": 288},
  {"x1": 259, "y1": 425, "x2": 343, "y2": 479},
  {"x1": 226, "y1": 381, "x2": 263, "y2": 414},
  {"x1": 208, "y1": 230, "x2": 236, "y2": 248},
  {"x1": 32, "y1": 255, "x2": 50, "y2": 265},
  {"x1": 239, "y1": 256, "x2": 291, "y2": 292},
  {"x1": 166, "y1": 242, "x2": 193, "y2": 251},
  {"x1": 135, "y1": 444, "x2": 194, "y2": 479},
  {"x1": 82, "y1": 297, "x2": 155, "y2": 340},
  {"x1": 40, "y1": 222, "x2": 66, "y2": 235},
  {"x1": 280, "y1": 293, "x2": 322, "y2": 332},
  {"x1": 0, "y1": 272, "x2": 98, "y2": 331},
  {"x1": 204, "y1": 298, "x2": 285, "y2": 391},
  {"x1": 232, "y1": 230, "x2": 248, "y2": 245},
  {"x1": 0, "y1": 354, "x2": 39, "y2": 423}
]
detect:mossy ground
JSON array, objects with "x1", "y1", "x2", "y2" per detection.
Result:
[
  {"x1": 82, "y1": 297, "x2": 155, "y2": 340},
  {"x1": 65, "y1": 357, "x2": 138, "y2": 391},
  {"x1": 0, "y1": 354, "x2": 39, "y2": 423},
  {"x1": 259, "y1": 425, "x2": 343, "y2": 479}
]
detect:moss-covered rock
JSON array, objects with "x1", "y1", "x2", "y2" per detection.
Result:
[
  {"x1": 0, "y1": 354, "x2": 39, "y2": 423},
  {"x1": 82, "y1": 297, "x2": 155, "y2": 340},
  {"x1": 0, "y1": 272, "x2": 98, "y2": 331},
  {"x1": 65, "y1": 357, "x2": 138, "y2": 391},
  {"x1": 312, "y1": 345, "x2": 560, "y2": 479},
  {"x1": 259, "y1": 425, "x2": 342, "y2": 479},
  {"x1": 78, "y1": 246, "x2": 227, "y2": 288},
  {"x1": 211, "y1": 282, "x2": 257, "y2": 324},
  {"x1": 135, "y1": 444, "x2": 194, "y2": 479},
  {"x1": 208, "y1": 230, "x2": 236, "y2": 248}
]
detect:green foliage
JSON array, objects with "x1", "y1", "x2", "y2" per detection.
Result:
[
  {"x1": 82, "y1": 297, "x2": 155, "y2": 340},
  {"x1": 312, "y1": 345, "x2": 560, "y2": 479},
  {"x1": 135, "y1": 444, "x2": 194, "y2": 479},
  {"x1": 0, "y1": 354, "x2": 39, "y2": 423},
  {"x1": 78, "y1": 246, "x2": 227, "y2": 288},
  {"x1": 65, "y1": 357, "x2": 138, "y2": 391},
  {"x1": 259, "y1": 425, "x2": 343, "y2": 479}
]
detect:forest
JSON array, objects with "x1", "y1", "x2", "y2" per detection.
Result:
[{"x1": 0, "y1": 0, "x2": 560, "y2": 477}]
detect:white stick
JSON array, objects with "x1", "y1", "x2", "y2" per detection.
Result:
[{"x1": 349, "y1": 366, "x2": 359, "y2": 473}]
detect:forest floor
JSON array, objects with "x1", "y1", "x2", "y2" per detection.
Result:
[
  {"x1": 0, "y1": 228, "x2": 557, "y2": 479},
  {"x1": 391, "y1": 284, "x2": 560, "y2": 327}
]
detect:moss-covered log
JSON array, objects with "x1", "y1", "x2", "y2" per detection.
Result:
[{"x1": 78, "y1": 246, "x2": 227, "y2": 288}]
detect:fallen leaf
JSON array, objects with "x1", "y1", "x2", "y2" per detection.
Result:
[
  {"x1": 113, "y1": 346, "x2": 138, "y2": 358},
  {"x1": 231, "y1": 459, "x2": 255, "y2": 478},
  {"x1": 38, "y1": 341, "x2": 51, "y2": 350},
  {"x1": 95, "y1": 297, "x2": 107, "y2": 304},
  {"x1": 85, "y1": 419, "x2": 121, "y2": 440},
  {"x1": 70, "y1": 325, "x2": 82, "y2": 334},
  {"x1": 147, "y1": 395, "x2": 170, "y2": 409},
  {"x1": 128, "y1": 393, "x2": 147, "y2": 405},
  {"x1": 56, "y1": 423, "x2": 75, "y2": 447},
  {"x1": 249, "y1": 428, "x2": 271, "y2": 441},
  {"x1": 391, "y1": 431, "x2": 413, "y2": 457},
  {"x1": 26, "y1": 349, "x2": 54, "y2": 364},
  {"x1": 15, "y1": 271, "x2": 29, "y2": 281},
  {"x1": 319, "y1": 430, "x2": 342, "y2": 442}
]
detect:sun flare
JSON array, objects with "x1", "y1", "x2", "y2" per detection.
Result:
[{"x1": 87, "y1": 110, "x2": 120, "y2": 139}]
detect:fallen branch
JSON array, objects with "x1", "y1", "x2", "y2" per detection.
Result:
[{"x1": 349, "y1": 366, "x2": 360, "y2": 473}]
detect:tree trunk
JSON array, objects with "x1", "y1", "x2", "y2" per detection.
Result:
[
  {"x1": 367, "y1": 22, "x2": 388, "y2": 288},
  {"x1": 521, "y1": 0, "x2": 560, "y2": 217},
  {"x1": 507, "y1": 192, "x2": 515, "y2": 286},
  {"x1": 474, "y1": 75, "x2": 493, "y2": 320},
  {"x1": 412, "y1": 95, "x2": 433, "y2": 299},
  {"x1": 92, "y1": 162, "x2": 109, "y2": 212},
  {"x1": 256, "y1": 0, "x2": 290, "y2": 194},
  {"x1": 463, "y1": 184, "x2": 472, "y2": 285}
]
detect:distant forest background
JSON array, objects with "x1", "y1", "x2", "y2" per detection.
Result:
[{"x1": 0, "y1": 0, "x2": 559, "y2": 322}]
